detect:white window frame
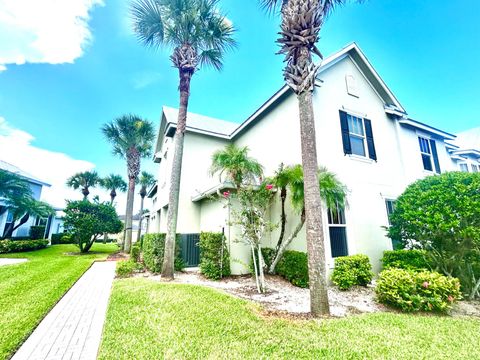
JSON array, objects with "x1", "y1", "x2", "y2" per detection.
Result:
[
  {"x1": 385, "y1": 199, "x2": 396, "y2": 226},
  {"x1": 418, "y1": 136, "x2": 434, "y2": 172},
  {"x1": 347, "y1": 114, "x2": 368, "y2": 158},
  {"x1": 459, "y1": 163, "x2": 469, "y2": 172},
  {"x1": 471, "y1": 164, "x2": 479, "y2": 173}
]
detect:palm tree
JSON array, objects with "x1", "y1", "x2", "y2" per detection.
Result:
[
  {"x1": 262, "y1": 0, "x2": 359, "y2": 316},
  {"x1": 137, "y1": 171, "x2": 156, "y2": 243},
  {"x1": 271, "y1": 163, "x2": 290, "y2": 255},
  {"x1": 131, "y1": 0, "x2": 236, "y2": 279},
  {"x1": 101, "y1": 115, "x2": 155, "y2": 253},
  {"x1": 0, "y1": 169, "x2": 32, "y2": 216},
  {"x1": 101, "y1": 174, "x2": 128, "y2": 204},
  {"x1": 66, "y1": 171, "x2": 100, "y2": 200},
  {"x1": 210, "y1": 144, "x2": 264, "y2": 190},
  {"x1": 268, "y1": 165, "x2": 347, "y2": 273}
]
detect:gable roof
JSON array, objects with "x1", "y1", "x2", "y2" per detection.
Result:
[{"x1": 0, "y1": 160, "x2": 50, "y2": 187}]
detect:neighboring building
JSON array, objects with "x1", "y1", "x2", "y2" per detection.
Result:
[
  {"x1": 447, "y1": 127, "x2": 480, "y2": 173},
  {"x1": 0, "y1": 160, "x2": 63, "y2": 239},
  {"x1": 147, "y1": 43, "x2": 479, "y2": 274}
]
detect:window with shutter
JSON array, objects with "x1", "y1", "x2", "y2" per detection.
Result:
[{"x1": 339, "y1": 111, "x2": 377, "y2": 160}]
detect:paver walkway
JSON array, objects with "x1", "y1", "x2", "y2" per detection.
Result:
[
  {"x1": 0, "y1": 258, "x2": 27, "y2": 266},
  {"x1": 12, "y1": 261, "x2": 116, "y2": 360}
]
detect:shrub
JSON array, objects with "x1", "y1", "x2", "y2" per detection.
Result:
[
  {"x1": 116, "y1": 260, "x2": 144, "y2": 278},
  {"x1": 199, "y1": 232, "x2": 230, "y2": 280},
  {"x1": 376, "y1": 268, "x2": 461, "y2": 313},
  {"x1": 29, "y1": 226, "x2": 46, "y2": 239},
  {"x1": 51, "y1": 233, "x2": 75, "y2": 245},
  {"x1": 0, "y1": 239, "x2": 49, "y2": 253},
  {"x1": 382, "y1": 250, "x2": 430, "y2": 271},
  {"x1": 276, "y1": 250, "x2": 309, "y2": 288},
  {"x1": 142, "y1": 233, "x2": 184, "y2": 273},
  {"x1": 249, "y1": 247, "x2": 275, "y2": 274},
  {"x1": 131, "y1": 243, "x2": 141, "y2": 263},
  {"x1": 331, "y1": 254, "x2": 374, "y2": 290}
]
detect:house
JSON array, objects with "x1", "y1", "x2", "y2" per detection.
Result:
[
  {"x1": 147, "y1": 43, "x2": 479, "y2": 274},
  {"x1": 0, "y1": 160, "x2": 64, "y2": 240}
]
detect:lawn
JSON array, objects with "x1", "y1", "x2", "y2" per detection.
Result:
[
  {"x1": 0, "y1": 243, "x2": 118, "y2": 360},
  {"x1": 99, "y1": 278, "x2": 480, "y2": 360}
]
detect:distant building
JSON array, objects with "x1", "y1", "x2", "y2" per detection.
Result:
[{"x1": 0, "y1": 160, "x2": 63, "y2": 239}]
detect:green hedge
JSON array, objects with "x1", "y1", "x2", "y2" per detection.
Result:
[
  {"x1": 382, "y1": 250, "x2": 430, "y2": 271},
  {"x1": 376, "y1": 268, "x2": 461, "y2": 313},
  {"x1": 331, "y1": 254, "x2": 374, "y2": 290},
  {"x1": 131, "y1": 243, "x2": 141, "y2": 263},
  {"x1": 0, "y1": 239, "x2": 49, "y2": 254},
  {"x1": 199, "y1": 232, "x2": 230, "y2": 280},
  {"x1": 142, "y1": 233, "x2": 184, "y2": 273},
  {"x1": 51, "y1": 233, "x2": 75, "y2": 245},
  {"x1": 29, "y1": 226, "x2": 46, "y2": 239},
  {"x1": 116, "y1": 260, "x2": 144, "y2": 278}
]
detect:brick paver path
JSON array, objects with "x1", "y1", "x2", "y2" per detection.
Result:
[{"x1": 12, "y1": 261, "x2": 116, "y2": 360}]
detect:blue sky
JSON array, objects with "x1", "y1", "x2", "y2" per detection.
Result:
[{"x1": 0, "y1": 0, "x2": 479, "y2": 209}]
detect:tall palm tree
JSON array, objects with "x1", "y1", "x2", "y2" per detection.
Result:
[
  {"x1": 262, "y1": 0, "x2": 359, "y2": 316},
  {"x1": 66, "y1": 171, "x2": 100, "y2": 200},
  {"x1": 268, "y1": 165, "x2": 347, "y2": 273},
  {"x1": 101, "y1": 174, "x2": 128, "y2": 204},
  {"x1": 137, "y1": 171, "x2": 156, "y2": 242},
  {"x1": 131, "y1": 0, "x2": 236, "y2": 279},
  {"x1": 210, "y1": 144, "x2": 264, "y2": 190},
  {"x1": 101, "y1": 115, "x2": 155, "y2": 253}
]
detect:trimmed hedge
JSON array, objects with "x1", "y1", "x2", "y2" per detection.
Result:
[
  {"x1": 199, "y1": 232, "x2": 230, "y2": 280},
  {"x1": 382, "y1": 250, "x2": 430, "y2": 271},
  {"x1": 51, "y1": 233, "x2": 74, "y2": 245},
  {"x1": 331, "y1": 254, "x2": 374, "y2": 290},
  {"x1": 142, "y1": 233, "x2": 184, "y2": 273},
  {"x1": 131, "y1": 243, "x2": 141, "y2": 263},
  {"x1": 29, "y1": 226, "x2": 46, "y2": 239},
  {"x1": 0, "y1": 239, "x2": 49, "y2": 254},
  {"x1": 376, "y1": 268, "x2": 461, "y2": 313}
]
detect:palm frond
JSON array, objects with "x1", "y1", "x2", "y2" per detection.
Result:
[{"x1": 130, "y1": 0, "x2": 165, "y2": 49}]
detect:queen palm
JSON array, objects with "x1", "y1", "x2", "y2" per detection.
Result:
[
  {"x1": 136, "y1": 171, "x2": 156, "y2": 242},
  {"x1": 131, "y1": 0, "x2": 236, "y2": 279},
  {"x1": 268, "y1": 165, "x2": 347, "y2": 273},
  {"x1": 0, "y1": 169, "x2": 32, "y2": 214},
  {"x1": 210, "y1": 144, "x2": 264, "y2": 190},
  {"x1": 66, "y1": 171, "x2": 100, "y2": 200},
  {"x1": 262, "y1": 0, "x2": 360, "y2": 316},
  {"x1": 102, "y1": 115, "x2": 155, "y2": 253},
  {"x1": 101, "y1": 174, "x2": 128, "y2": 204}
]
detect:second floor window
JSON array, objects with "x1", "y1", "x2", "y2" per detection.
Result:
[
  {"x1": 418, "y1": 136, "x2": 441, "y2": 173},
  {"x1": 472, "y1": 164, "x2": 479, "y2": 173},
  {"x1": 459, "y1": 163, "x2": 469, "y2": 172},
  {"x1": 339, "y1": 110, "x2": 377, "y2": 161}
]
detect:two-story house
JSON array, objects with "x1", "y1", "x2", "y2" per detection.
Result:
[{"x1": 146, "y1": 43, "x2": 479, "y2": 274}]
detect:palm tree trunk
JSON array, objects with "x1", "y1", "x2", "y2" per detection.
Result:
[
  {"x1": 298, "y1": 89, "x2": 330, "y2": 317},
  {"x1": 162, "y1": 68, "x2": 192, "y2": 279},
  {"x1": 136, "y1": 195, "x2": 145, "y2": 243},
  {"x1": 124, "y1": 177, "x2": 136, "y2": 253},
  {"x1": 269, "y1": 208, "x2": 305, "y2": 274}
]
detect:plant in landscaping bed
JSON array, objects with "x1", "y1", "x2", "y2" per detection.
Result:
[
  {"x1": 130, "y1": 243, "x2": 141, "y2": 263},
  {"x1": 276, "y1": 250, "x2": 309, "y2": 288},
  {"x1": 63, "y1": 200, "x2": 123, "y2": 253},
  {"x1": 199, "y1": 232, "x2": 230, "y2": 280},
  {"x1": 388, "y1": 172, "x2": 480, "y2": 299},
  {"x1": 381, "y1": 250, "x2": 430, "y2": 271},
  {"x1": 116, "y1": 260, "x2": 144, "y2": 278},
  {"x1": 331, "y1": 254, "x2": 374, "y2": 290},
  {"x1": 376, "y1": 268, "x2": 461, "y2": 313},
  {"x1": 142, "y1": 233, "x2": 184, "y2": 273},
  {"x1": 0, "y1": 239, "x2": 49, "y2": 254},
  {"x1": 29, "y1": 226, "x2": 46, "y2": 240}
]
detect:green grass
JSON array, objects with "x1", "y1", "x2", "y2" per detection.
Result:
[
  {"x1": 0, "y1": 244, "x2": 118, "y2": 359},
  {"x1": 99, "y1": 278, "x2": 480, "y2": 360}
]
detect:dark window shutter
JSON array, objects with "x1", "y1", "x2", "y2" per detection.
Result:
[
  {"x1": 339, "y1": 110, "x2": 351, "y2": 155},
  {"x1": 364, "y1": 119, "x2": 377, "y2": 161},
  {"x1": 429, "y1": 139, "x2": 441, "y2": 173}
]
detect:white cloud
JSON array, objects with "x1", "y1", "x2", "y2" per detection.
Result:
[
  {"x1": 0, "y1": 117, "x2": 97, "y2": 208},
  {"x1": 132, "y1": 71, "x2": 163, "y2": 90},
  {"x1": 0, "y1": 0, "x2": 104, "y2": 70}
]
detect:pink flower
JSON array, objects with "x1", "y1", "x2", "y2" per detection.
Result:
[
  {"x1": 223, "y1": 191, "x2": 230, "y2": 198},
  {"x1": 422, "y1": 281, "x2": 429, "y2": 289},
  {"x1": 447, "y1": 295, "x2": 454, "y2": 303},
  {"x1": 266, "y1": 184, "x2": 273, "y2": 190}
]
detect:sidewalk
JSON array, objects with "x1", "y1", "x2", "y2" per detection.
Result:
[{"x1": 12, "y1": 261, "x2": 116, "y2": 360}]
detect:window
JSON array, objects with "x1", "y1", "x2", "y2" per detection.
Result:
[
  {"x1": 385, "y1": 199, "x2": 396, "y2": 226},
  {"x1": 472, "y1": 164, "x2": 479, "y2": 173},
  {"x1": 459, "y1": 163, "x2": 469, "y2": 172},
  {"x1": 3, "y1": 211, "x2": 14, "y2": 237},
  {"x1": 418, "y1": 137, "x2": 433, "y2": 171},
  {"x1": 328, "y1": 203, "x2": 348, "y2": 258},
  {"x1": 347, "y1": 114, "x2": 366, "y2": 157},
  {"x1": 339, "y1": 111, "x2": 377, "y2": 160}
]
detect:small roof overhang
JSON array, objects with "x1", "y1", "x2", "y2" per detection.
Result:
[
  {"x1": 452, "y1": 149, "x2": 480, "y2": 159},
  {"x1": 147, "y1": 183, "x2": 158, "y2": 198},
  {"x1": 398, "y1": 118, "x2": 456, "y2": 140},
  {"x1": 191, "y1": 182, "x2": 236, "y2": 202}
]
